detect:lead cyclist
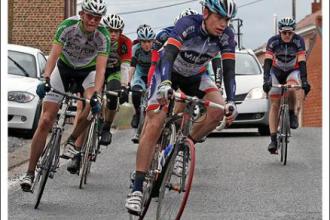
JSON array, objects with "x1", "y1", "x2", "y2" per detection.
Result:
[{"x1": 125, "y1": 0, "x2": 238, "y2": 215}]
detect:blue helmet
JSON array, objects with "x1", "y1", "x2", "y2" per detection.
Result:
[
  {"x1": 137, "y1": 25, "x2": 155, "y2": 40},
  {"x1": 201, "y1": 0, "x2": 237, "y2": 19},
  {"x1": 278, "y1": 17, "x2": 296, "y2": 31}
]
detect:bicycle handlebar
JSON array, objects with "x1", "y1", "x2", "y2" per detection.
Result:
[
  {"x1": 272, "y1": 84, "x2": 302, "y2": 89},
  {"x1": 51, "y1": 88, "x2": 90, "y2": 103},
  {"x1": 173, "y1": 91, "x2": 225, "y2": 110}
]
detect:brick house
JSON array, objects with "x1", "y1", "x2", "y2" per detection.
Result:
[
  {"x1": 254, "y1": 0, "x2": 322, "y2": 127},
  {"x1": 8, "y1": 0, "x2": 77, "y2": 54}
]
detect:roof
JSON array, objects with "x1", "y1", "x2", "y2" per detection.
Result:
[
  {"x1": 296, "y1": 10, "x2": 321, "y2": 30},
  {"x1": 8, "y1": 44, "x2": 42, "y2": 55}
]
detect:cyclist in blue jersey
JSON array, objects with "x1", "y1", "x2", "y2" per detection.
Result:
[
  {"x1": 125, "y1": 0, "x2": 238, "y2": 215},
  {"x1": 128, "y1": 25, "x2": 155, "y2": 129},
  {"x1": 262, "y1": 17, "x2": 311, "y2": 154},
  {"x1": 20, "y1": 0, "x2": 109, "y2": 191}
]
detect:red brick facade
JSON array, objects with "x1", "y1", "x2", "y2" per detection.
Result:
[
  {"x1": 8, "y1": 0, "x2": 76, "y2": 54},
  {"x1": 303, "y1": 33, "x2": 322, "y2": 127}
]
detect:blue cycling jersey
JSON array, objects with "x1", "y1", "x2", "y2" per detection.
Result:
[
  {"x1": 266, "y1": 34, "x2": 306, "y2": 72},
  {"x1": 156, "y1": 14, "x2": 236, "y2": 100}
]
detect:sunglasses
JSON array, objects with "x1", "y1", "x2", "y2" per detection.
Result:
[
  {"x1": 281, "y1": 31, "x2": 293, "y2": 36},
  {"x1": 141, "y1": 40, "x2": 153, "y2": 43},
  {"x1": 85, "y1": 12, "x2": 102, "y2": 22}
]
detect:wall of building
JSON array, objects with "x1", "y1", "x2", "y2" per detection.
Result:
[
  {"x1": 302, "y1": 33, "x2": 322, "y2": 127},
  {"x1": 8, "y1": 0, "x2": 75, "y2": 54}
]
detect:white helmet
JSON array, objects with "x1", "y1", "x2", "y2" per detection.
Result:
[
  {"x1": 278, "y1": 17, "x2": 296, "y2": 31},
  {"x1": 82, "y1": 0, "x2": 107, "y2": 16},
  {"x1": 137, "y1": 25, "x2": 155, "y2": 40},
  {"x1": 174, "y1": 8, "x2": 199, "y2": 25},
  {"x1": 103, "y1": 14, "x2": 125, "y2": 30}
]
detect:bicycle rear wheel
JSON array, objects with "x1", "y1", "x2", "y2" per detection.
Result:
[
  {"x1": 34, "y1": 130, "x2": 60, "y2": 209},
  {"x1": 79, "y1": 120, "x2": 96, "y2": 188},
  {"x1": 156, "y1": 138, "x2": 196, "y2": 220}
]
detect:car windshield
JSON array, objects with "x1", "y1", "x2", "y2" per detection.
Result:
[
  {"x1": 8, "y1": 50, "x2": 37, "y2": 78},
  {"x1": 235, "y1": 53, "x2": 261, "y2": 75}
]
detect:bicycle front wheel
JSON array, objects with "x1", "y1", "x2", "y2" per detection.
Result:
[
  {"x1": 156, "y1": 138, "x2": 196, "y2": 220},
  {"x1": 281, "y1": 108, "x2": 290, "y2": 165},
  {"x1": 34, "y1": 130, "x2": 61, "y2": 209},
  {"x1": 79, "y1": 120, "x2": 96, "y2": 188}
]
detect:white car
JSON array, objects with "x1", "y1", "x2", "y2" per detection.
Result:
[
  {"x1": 8, "y1": 44, "x2": 47, "y2": 137},
  {"x1": 211, "y1": 49, "x2": 270, "y2": 135}
]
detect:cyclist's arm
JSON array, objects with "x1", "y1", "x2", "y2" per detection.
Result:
[
  {"x1": 120, "y1": 39, "x2": 132, "y2": 86},
  {"x1": 128, "y1": 66, "x2": 136, "y2": 84},
  {"x1": 222, "y1": 56, "x2": 236, "y2": 102},
  {"x1": 43, "y1": 43, "x2": 63, "y2": 79},
  {"x1": 158, "y1": 38, "x2": 180, "y2": 82},
  {"x1": 264, "y1": 37, "x2": 275, "y2": 82},
  {"x1": 211, "y1": 54, "x2": 222, "y2": 88},
  {"x1": 296, "y1": 36, "x2": 307, "y2": 81},
  {"x1": 95, "y1": 55, "x2": 108, "y2": 93}
]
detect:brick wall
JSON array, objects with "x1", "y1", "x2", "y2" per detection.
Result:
[
  {"x1": 9, "y1": 0, "x2": 65, "y2": 54},
  {"x1": 302, "y1": 33, "x2": 322, "y2": 127}
]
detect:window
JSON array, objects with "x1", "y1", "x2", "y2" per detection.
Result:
[
  {"x1": 37, "y1": 53, "x2": 47, "y2": 77},
  {"x1": 8, "y1": 50, "x2": 38, "y2": 78},
  {"x1": 235, "y1": 53, "x2": 262, "y2": 75}
]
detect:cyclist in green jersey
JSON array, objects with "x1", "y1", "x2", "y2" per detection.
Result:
[{"x1": 20, "y1": 0, "x2": 109, "y2": 191}]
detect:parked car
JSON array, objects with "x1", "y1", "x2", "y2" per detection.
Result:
[
  {"x1": 210, "y1": 49, "x2": 270, "y2": 135},
  {"x1": 8, "y1": 44, "x2": 47, "y2": 137}
]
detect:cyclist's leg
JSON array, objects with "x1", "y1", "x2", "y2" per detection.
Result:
[
  {"x1": 69, "y1": 71, "x2": 96, "y2": 139},
  {"x1": 268, "y1": 71, "x2": 282, "y2": 153},
  {"x1": 286, "y1": 70, "x2": 301, "y2": 129},
  {"x1": 126, "y1": 70, "x2": 166, "y2": 213},
  {"x1": 130, "y1": 67, "x2": 147, "y2": 128},
  {"x1": 100, "y1": 71, "x2": 121, "y2": 145},
  {"x1": 21, "y1": 67, "x2": 63, "y2": 189}
]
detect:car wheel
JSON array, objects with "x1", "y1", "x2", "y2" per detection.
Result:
[
  {"x1": 258, "y1": 125, "x2": 270, "y2": 136},
  {"x1": 25, "y1": 101, "x2": 42, "y2": 138}
]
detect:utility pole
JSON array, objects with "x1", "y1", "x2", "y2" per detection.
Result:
[{"x1": 292, "y1": 0, "x2": 296, "y2": 20}]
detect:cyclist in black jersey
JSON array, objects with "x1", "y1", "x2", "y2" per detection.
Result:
[{"x1": 262, "y1": 17, "x2": 311, "y2": 154}]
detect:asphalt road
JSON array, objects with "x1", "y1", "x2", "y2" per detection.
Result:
[{"x1": 8, "y1": 128, "x2": 322, "y2": 220}]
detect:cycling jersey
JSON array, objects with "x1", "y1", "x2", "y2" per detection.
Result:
[
  {"x1": 131, "y1": 44, "x2": 152, "y2": 76},
  {"x1": 154, "y1": 15, "x2": 236, "y2": 101},
  {"x1": 107, "y1": 34, "x2": 132, "y2": 72},
  {"x1": 53, "y1": 16, "x2": 110, "y2": 69},
  {"x1": 266, "y1": 34, "x2": 306, "y2": 72}
]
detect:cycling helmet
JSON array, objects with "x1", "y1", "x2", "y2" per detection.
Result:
[
  {"x1": 82, "y1": 0, "x2": 107, "y2": 16},
  {"x1": 174, "y1": 8, "x2": 199, "y2": 25},
  {"x1": 103, "y1": 14, "x2": 125, "y2": 30},
  {"x1": 137, "y1": 25, "x2": 155, "y2": 40},
  {"x1": 201, "y1": 0, "x2": 237, "y2": 19},
  {"x1": 278, "y1": 17, "x2": 296, "y2": 31}
]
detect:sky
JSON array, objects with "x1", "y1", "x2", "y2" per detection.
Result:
[{"x1": 101, "y1": 0, "x2": 315, "y2": 50}]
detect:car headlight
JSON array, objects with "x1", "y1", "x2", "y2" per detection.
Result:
[
  {"x1": 245, "y1": 88, "x2": 267, "y2": 100},
  {"x1": 8, "y1": 91, "x2": 35, "y2": 103}
]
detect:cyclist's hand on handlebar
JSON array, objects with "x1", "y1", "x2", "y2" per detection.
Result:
[
  {"x1": 119, "y1": 85, "x2": 129, "y2": 104},
  {"x1": 90, "y1": 92, "x2": 102, "y2": 114},
  {"x1": 262, "y1": 80, "x2": 272, "y2": 94},
  {"x1": 36, "y1": 77, "x2": 51, "y2": 99},
  {"x1": 301, "y1": 80, "x2": 311, "y2": 96},
  {"x1": 225, "y1": 101, "x2": 238, "y2": 126},
  {"x1": 156, "y1": 80, "x2": 173, "y2": 105}
]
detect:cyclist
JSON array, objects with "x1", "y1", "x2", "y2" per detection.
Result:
[
  {"x1": 20, "y1": 0, "x2": 109, "y2": 191},
  {"x1": 262, "y1": 17, "x2": 311, "y2": 154},
  {"x1": 128, "y1": 25, "x2": 155, "y2": 132},
  {"x1": 125, "y1": 0, "x2": 238, "y2": 215},
  {"x1": 64, "y1": 13, "x2": 132, "y2": 174},
  {"x1": 99, "y1": 13, "x2": 132, "y2": 145}
]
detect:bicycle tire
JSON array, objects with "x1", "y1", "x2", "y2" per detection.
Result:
[
  {"x1": 156, "y1": 138, "x2": 196, "y2": 220},
  {"x1": 281, "y1": 107, "x2": 289, "y2": 165},
  {"x1": 136, "y1": 95, "x2": 147, "y2": 138},
  {"x1": 79, "y1": 120, "x2": 96, "y2": 188},
  {"x1": 34, "y1": 130, "x2": 61, "y2": 209}
]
